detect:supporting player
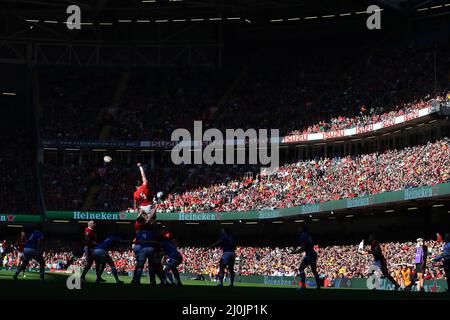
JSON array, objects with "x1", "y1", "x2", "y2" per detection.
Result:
[
  {"x1": 161, "y1": 230, "x2": 183, "y2": 286},
  {"x1": 134, "y1": 225, "x2": 167, "y2": 285},
  {"x1": 131, "y1": 211, "x2": 147, "y2": 284},
  {"x1": 14, "y1": 231, "x2": 27, "y2": 277},
  {"x1": 363, "y1": 234, "x2": 400, "y2": 291},
  {"x1": 92, "y1": 235, "x2": 124, "y2": 284},
  {"x1": 414, "y1": 238, "x2": 428, "y2": 292},
  {"x1": 205, "y1": 228, "x2": 236, "y2": 288},
  {"x1": 432, "y1": 233, "x2": 450, "y2": 293},
  {"x1": 291, "y1": 225, "x2": 322, "y2": 290},
  {"x1": 80, "y1": 220, "x2": 102, "y2": 281},
  {"x1": 0, "y1": 239, "x2": 7, "y2": 268},
  {"x1": 14, "y1": 229, "x2": 45, "y2": 281},
  {"x1": 133, "y1": 163, "x2": 161, "y2": 283}
]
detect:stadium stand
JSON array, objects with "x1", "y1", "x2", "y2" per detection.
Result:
[
  {"x1": 41, "y1": 138, "x2": 450, "y2": 212},
  {"x1": 0, "y1": 131, "x2": 39, "y2": 214}
]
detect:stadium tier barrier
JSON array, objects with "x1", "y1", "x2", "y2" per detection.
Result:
[
  {"x1": 2, "y1": 182, "x2": 450, "y2": 223},
  {"x1": 0, "y1": 267, "x2": 446, "y2": 292},
  {"x1": 41, "y1": 181, "x2": 450, "y2": 222},
  {"x1": 41, "y1": 103, "x2": 442, "y2": 149}
]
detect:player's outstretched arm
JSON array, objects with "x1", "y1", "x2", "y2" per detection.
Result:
[
  {"x1": 362, "y1": 249, "x2": 371, "y2": 256},
  {"x1": 137, "y1": 163, "x2": 148, "y2": 185},
  {"x1": 291, "y1": 247, "x2": 303, "y2": 254}
]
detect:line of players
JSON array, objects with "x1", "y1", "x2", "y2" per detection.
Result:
[
  {"x1": 4, "y1": 214, "x2": 186, "y2": 285},
  {"x1": 4, "y1": 162, "x2": 238, "y2": 286},
  {"x1": 4, "y1": 162, "x2": 450, "y2": 291}
]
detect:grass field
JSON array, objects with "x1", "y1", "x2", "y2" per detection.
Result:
[{"x1": 0, "y1": 270, "x2": 449, "y2": 300}]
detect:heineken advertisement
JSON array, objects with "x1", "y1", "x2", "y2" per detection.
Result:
[
  {"x1": 45, "y1": 182, "x2": 450, "y2": 222},
  {"x1": 0, "y1": 214, "x2": 42, "y2": 223}
]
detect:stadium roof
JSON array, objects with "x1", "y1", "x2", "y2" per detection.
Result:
[
  {"x1": 2, "y1": 0, "x2": 449, "y2": 23},
  {"x1": 1, "y1": 0, "x2": 449, "y2": 66}
]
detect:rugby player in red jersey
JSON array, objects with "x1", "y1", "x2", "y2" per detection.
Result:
[
  {"x1": 134, "y1": 163, "x2": 157, "y2": 221},
  {"x1": 15, "y1": 231, "x2": 27, "y2": 277},
  {"x1": 80, "y1": 220, "x2": 104, "y2": 281}
]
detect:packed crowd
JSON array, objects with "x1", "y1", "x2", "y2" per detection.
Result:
[
  {"x1": 288, "y1": 95, "x2": 444, "y2": 136},
  {"x1": 181, "y1": 238, "x2": 447, "y2": 281},
  {"x1": 94, "y1": 165, "x2": 140, "y2": 212},
  {"x1": 2, "y1": 237, "x2": 447, "y2": 283},
  {"x1": 39, "y1": 69, "x2": 121, "y2": 140},
  {"x1": 41, "y1": 138, "x2": 450, "y2": 212},
  {"x1": 94, "y1": 164, "x2": 258, "y2": 212},
  {"x1": 0, "y1": 130, "x2": 38, "y2": 214},
  {"x1": 39, "y1": 42, "x2": 449, "y2": 142},
  {"x1": 34, "y1": 38, "x2": 450, "y2": 214},
  {"x1": 158, "y1": 138, "x2": 450, "y2": 212}
]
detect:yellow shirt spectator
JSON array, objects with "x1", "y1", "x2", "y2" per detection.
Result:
[{"x1": 401, "y1": 268, "x2": 412, "y2": 287}]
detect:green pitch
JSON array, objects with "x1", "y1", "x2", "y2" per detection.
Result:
[{"x1": 0, "y1": 271, "x2": 449, "y2": 300}]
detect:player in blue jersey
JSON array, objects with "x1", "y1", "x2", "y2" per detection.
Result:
[
  {"x1": 361, "y1": 234, "x2": 400, "y2": 291},
  {"x1": 161, "y1": 230, "x2": 183, "y2": 286},
  {"x1": 13, "y1": 229, "x2": 45, "y2": 281},
  {"x1": 133, "y1": 226, "x2": 167, "y2": 285},
  {"x1": 162, "y1": 256, "x2": 175, "y2": 284},
  {"x1": 92, "y1": 235, "x2": 124, "y2": 284},
  {"x1": 206, "y1": 228, "x2": 236, "y2": 287},
  {"x1": 291, "y1": 225, "x2": 322, "y2": 290}
]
